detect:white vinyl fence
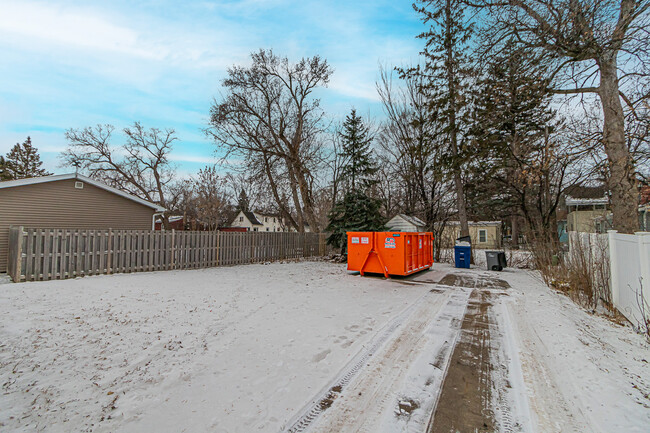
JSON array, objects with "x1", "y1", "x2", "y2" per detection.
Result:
[
  {"x1": 568, "y1": 231, "x2": 650, "y2": 330},
  {"x1": 608, "y1": 231, "x2": 650, "y2": 329},
  {"x1": 567, "y1": 231, "x2": 611, "y2": 304}
]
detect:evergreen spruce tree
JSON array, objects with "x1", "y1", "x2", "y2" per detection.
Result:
[
  {"x1": 472, "y1": 40, "x2": 555, "y2": 164},
  {"x1": 470, "y1": 39, "x2": 559, "y2": 245},
  {"x1": 237, "y1": 189, "x2": 250, "y2": 212},
  {"x1": 404, "y1": 0, "x2": 474, "y2": 238},
  {"x1": 0, "y1": 156, "x2": 11, "y2": 180},
  {"x1": 326, "y1": 109, "x2": 384, "y2": 254},
  {"x1": 339, "y1": 108, "x2": 377, "y2": 192},
  {"x1": 325, "y1": 190, "x2": 385, "y2": 254},
  {"x1": 5, "y1": 137, "x2": 51, "y2": 179}
]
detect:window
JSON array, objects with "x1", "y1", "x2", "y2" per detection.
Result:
[
  {"x1": 265, "y1": 217, "x2": 268, "y2": 222},
  {"x1": 253, "y1": 228, "x2": 258, "y2": 232},
  {"x1": 273, "y1": 217, "x2": 276, "y2": 223},
  {"x1": 266, "y1": 227, "x2": 269, "y2": 232},
  {"x1": 239, "y1": 216, "x2": 243, "y2": 222},
  {"x1": 478, "y1": 229, "x2": 487, "y2": 243}
]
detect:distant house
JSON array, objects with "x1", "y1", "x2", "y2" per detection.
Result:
[
  {"x1": 386, "y1": 214, "x2": 427, "y2": 232},
  {"x1": 218, "y1": 226, "x2": 248, "y2": 233},
  {"x1": 565, "y1": 196, "x2": 611, "y2": 233},
  {"x1": 230, "y1": 210, "x2": 287, "y2": 232},
  {"x1": 154, "y1": 215, "x2": 185, "y2": 231},
  {"x1": 563, "y1": 185, "x2": 650, "y2": 233},
  {"x1": 0, "y1": 173, "x2": 164, "y2": 272},
  {"x1": 440, "y1": 221, "x2": 502, "y2": 249}
]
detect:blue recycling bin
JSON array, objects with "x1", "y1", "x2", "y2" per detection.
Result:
[{"x1": 454, "y1": 245, "x2": 471, "y2": 268}]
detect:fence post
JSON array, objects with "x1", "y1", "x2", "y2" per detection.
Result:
[
  {"x1": 171, "y1": 229, "x2": 176, "y2": 269},
  {"x1": 635, "y1": 231, "x2": 650, "y2": 315},
  {"x1": 608, "y1": 230, "x2": 619, "y2": 307},
  {"x1": 7, "y1": 226, "x2": 24, "y2": 282}
]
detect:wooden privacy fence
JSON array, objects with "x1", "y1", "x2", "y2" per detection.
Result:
[{"x1": 7, "y1": 227, "x2": 330, "y2": 282}]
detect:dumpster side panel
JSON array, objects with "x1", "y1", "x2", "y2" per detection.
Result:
[
  {"x1": 375, "y1": 232, "x2": 404, "y2": 275},
  {"x1": 347, "y1": 231, "x2": 434, "y2": 276},
  {"x1": 347, "y1": 232, "x2": 373, "y2": 272}
]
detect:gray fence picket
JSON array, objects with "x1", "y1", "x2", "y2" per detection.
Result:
[{"x1": 7, "y1": 229, "x2": 330, "y2": 282}]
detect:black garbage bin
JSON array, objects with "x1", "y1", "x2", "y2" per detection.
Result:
[{"x1": 485, "y1": 251, "x2": 507, "y2": 271}]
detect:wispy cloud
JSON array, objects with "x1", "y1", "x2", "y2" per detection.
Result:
[
  {"x1": 0, "y1": 0, "x2": 425, "y2": 175},
  {"x1": 168, "y1": 153, "x2": 218, "y2": 164},
  {"x1": 0, "y1": 1, "x2": 166, "y2": 60}
]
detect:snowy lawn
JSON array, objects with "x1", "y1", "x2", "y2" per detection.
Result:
[
  {"x1": 1, "y1": 260, "x2": 648, "y2": 433},
  {"x1": 0, "y1": 261, "x2": 429, "y2": 433},
  {"x1": 499, "y1": 268, "x2": 650, "y2": 432}
]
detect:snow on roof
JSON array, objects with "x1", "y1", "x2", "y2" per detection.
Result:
[
  {"x1": 400, "y1": 214, "x2": 426, "y2": 227},
  {"x1": 0, "y1": 173, "x2": 165, "y2": 212},
  {"x1": 254, "y1": 211, "x2": 282, "y2": 218},
  {"x1": 389, "y1": 214, "x2": 426, "y2": 227},
  {"x1": 446, "y1": 221, "x2": 502, "y2": 226},
  {"x1": 565, "y1": 196, "x2": 609, "y2": 206}
]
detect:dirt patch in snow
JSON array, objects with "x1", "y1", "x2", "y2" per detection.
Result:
[
  {"x1": 427, "y1": 289, "x2": 496, "y2": 433},
  {"x1": 438, "y1": 273, "x2": 510, "y2": 290},
  {"x1": 318, "y1": 385, "x2": 343, "y2": 411},
  {"x1": 396, "y1": 397, "x2": 420, "y2": 417}
]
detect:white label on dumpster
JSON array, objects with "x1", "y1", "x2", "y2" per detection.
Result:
[
  {"x1": 385, "y1": 238, "x2": 396, "y2": 249},
  {"x1": 351, "y1": 237, "x2": 360, "y2": 244},
  {"x1": 419, "y1": 239, "x2": 422, "y2": 249},
  {"x1": 361, "y1": 237, "x2": 369, "y2": 244}
]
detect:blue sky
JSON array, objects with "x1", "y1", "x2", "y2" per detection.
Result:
[{"x1": 0, "y1": 0, "x2": 424, "y2": 176}]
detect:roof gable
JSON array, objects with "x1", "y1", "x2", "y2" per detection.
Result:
[
  {"x1": 0, "y1": 173, "x2": 165, "y2": 212},
  {"x1": 243, "y1": 211, "x2": 262, "y2": 225},
  {"x1": 389, "y1": 214, "x2": 425, "y2": 227}
]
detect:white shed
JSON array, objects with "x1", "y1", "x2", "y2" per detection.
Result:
[{"x1": 386, "y1": 214, "x2": 427, "y2": 232}]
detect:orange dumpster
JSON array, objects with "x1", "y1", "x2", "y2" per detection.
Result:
[{"x1": 347, "y1": 232, "x2": 434, "y2": 278}]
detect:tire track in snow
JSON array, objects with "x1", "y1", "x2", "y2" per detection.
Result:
[
  {"x1": 281, "y1": 287, "x2": 446, "y2": 433},
  {"x1": 283, "y1": 284, "x2": 472, "y2": 433}
]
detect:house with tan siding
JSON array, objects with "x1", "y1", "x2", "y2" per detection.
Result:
[
  {"x1": 565, "y1": 196, "x2": 611, "y2": 233},
  {"x1": 439, "y1": 221, "x2": 503, "y2": 249},
  {"x1": 0, "y1": 173, "x2": 164, "y2": 272}
]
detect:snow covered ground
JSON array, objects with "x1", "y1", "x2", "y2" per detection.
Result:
[{"x1": 1, "y1": 260, "x2": 648, "y2": 432}]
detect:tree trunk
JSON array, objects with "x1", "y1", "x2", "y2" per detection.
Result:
[
  {"x1": 453, "y1": 172, "x2": 469, "y2": 237},
  {"x1": 262, "y1": 154, "x2": 299, "y2": 231},
  {"x1": 286, "y1": 162, "x2": 306, "y2": 232},
  {"x1": 444, "y1": 0, "x2": 469, "y2": 239},
  {"x1": 511, "y1": 214, "x2": 519, "y2": 248},
  {"x1": 598, "y1": 54, "x2": 639, "y2": 233},
  {"x1": 293, "y1": 159, "x2": 320, "y2": 232},
  {"x1": 162, "y1": 214, "x2": 171, "y2": 230}
]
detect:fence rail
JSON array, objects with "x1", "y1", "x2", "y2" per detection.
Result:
[
  {"x1": 7, "y1": 227, "x2": 330, "y2": 282},
  {"x1": 568, "y1": 230, "x2": 650, "y2": 330},
  {"x1": 608, "y1": 230, "x2": 650, "y2": 329}
]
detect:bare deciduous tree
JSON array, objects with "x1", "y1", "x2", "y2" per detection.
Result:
[
  {"x1": 472, "y1": 0, "x2": 650, "y2": 232},
  {"x1": 193, "y1": 166, "x2": 231, "y2": 230},
  {"x1": 377, "y1": 67, "x2": 457, "y2": 259},
  {"x1": 62, "y1": 122, "x2": 176, "y2": 227},
  {"x1": 207, "y1": 49, "x2": 333, "y2": 232}
]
